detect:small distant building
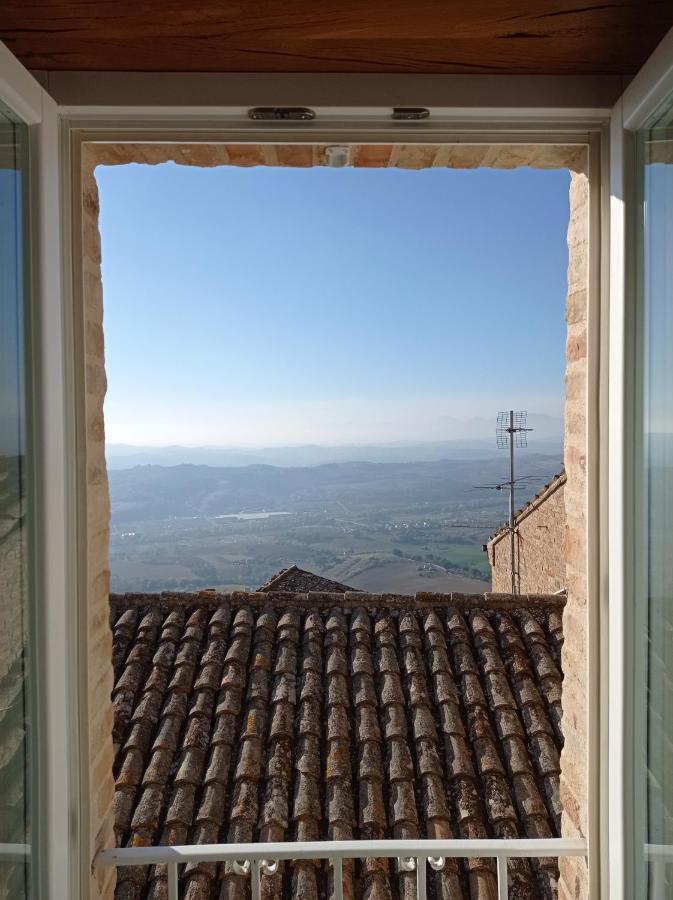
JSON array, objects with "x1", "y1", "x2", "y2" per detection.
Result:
[
  {"x1": 257, "y1": 564, "x2": 357, "y2": 593},
  {"x1": 485, "y1": 469, "x2": 566, "y2": 595}
]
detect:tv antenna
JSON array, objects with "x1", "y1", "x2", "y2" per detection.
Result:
[
  {"x1": 496, "y1": 411, "x2": 533, "y2": 594},
  {"x1": 472, "y1": 474, "x2": 550, "y2": 493}
]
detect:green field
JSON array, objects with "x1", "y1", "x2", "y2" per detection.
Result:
[{"x1": 108, "y1": 456, "x2": 560, "y2": 593}]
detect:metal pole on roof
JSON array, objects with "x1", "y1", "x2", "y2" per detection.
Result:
[
  {"x1": 509, "y1": 410, "x2": 516, "y2": 595},
  {"x1": 495, "y1": 410, "x2": 533, "y2": 596}
]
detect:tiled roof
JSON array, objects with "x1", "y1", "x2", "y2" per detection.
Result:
[
  {"x1": 110, "y1": 590, "x2": 566, "y2": 900},
  {"x1": 257, "y1": 565, "x2": 356, "y2": 594}
]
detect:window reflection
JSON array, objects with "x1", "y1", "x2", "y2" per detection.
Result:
[
  {"x1": 0, "y1": 104, "x2": 32, "y2": 899},
  {"x1": 639, "y1": 104, "x2": 673, "y2": 898}
]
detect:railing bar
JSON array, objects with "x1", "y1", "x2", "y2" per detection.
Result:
[
  {"x1": 251, "y1": 859, "x2": 261, "y2": 900},
  {"x1": 416, "y1": 857, "x2": 426, "y2": 900},
  {"x1": 496, "y1": 854, "x2": 508, "y2": 900},
  {"x1": 333, "y1": 856, "x2": 343, "y2": 900},
  {"x1": 167, "y1": 861, "x2": 179, "y2": 900},
  {"x1": 95, "y1": 837, "x2": 588, "y2": 867}
]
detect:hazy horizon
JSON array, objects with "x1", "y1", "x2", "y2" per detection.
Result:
[
  {"x1": 105, "y1": 410, "x2": 563, "y2": 451},
  {"x1": 104, "y1": 418, "x2": 564, "y2": 471}
]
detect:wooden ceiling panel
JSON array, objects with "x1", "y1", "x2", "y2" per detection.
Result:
[{"x1": 1, "y1": 1, "x2": 671, "y2": 75}]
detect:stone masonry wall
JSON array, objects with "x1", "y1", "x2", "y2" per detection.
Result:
[
  {"x1": 487, "y1": 473, "x2": 567, "y2": 595},
  {"x1": 80, "y1": 142, "x2": 590, "y2": 899},
  {"x1": 558, "y1": 169, "x2": 590, "y2": 900},
  {"x1": 81, "y1": 146, "x2": 116, "y2": 900}
]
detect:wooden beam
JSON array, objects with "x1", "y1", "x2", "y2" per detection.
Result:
[{"x1": 0, "y1": 1, "x2": 671, "y2": 75}]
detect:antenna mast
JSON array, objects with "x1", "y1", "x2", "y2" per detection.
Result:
[{"x1": 496, "y1": 410, "x2": 533, "y2": 594}]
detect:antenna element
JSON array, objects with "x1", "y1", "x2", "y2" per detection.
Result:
[{"x1": 496, "y1": 410, "x2": 533, "y2": 595}]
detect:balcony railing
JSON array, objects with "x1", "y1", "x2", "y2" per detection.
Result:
[{"x1": 95, "y1": 837, "x2": 587, "y2": 900}]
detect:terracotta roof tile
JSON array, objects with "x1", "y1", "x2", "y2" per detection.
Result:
[{"x1": 110, "y1": 590, "x2": 567, "y2": 900}]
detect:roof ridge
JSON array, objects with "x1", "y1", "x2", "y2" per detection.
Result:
[
  {"x1": 109, "y1": 589, "x2": 566, "y2": 611},
  {"x1": 256, "y1": 564, "x2": 300, "y2": 592},
  {"x1": 487, "y1": 467, "x2": 567, "y2": 544},
  {"x1": 256, "y1": 564, "x2": 356, "y2": 593}
]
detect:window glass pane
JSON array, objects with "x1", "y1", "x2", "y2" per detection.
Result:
[
  {"x1": 0, "y1": 101, "x2": 33, "y2": 897},
  {"x1": 638, "y1": 97, "x2": 673, "y2": 895}
]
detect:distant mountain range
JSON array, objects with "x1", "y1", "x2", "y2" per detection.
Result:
[
  {"x1": 108, "y1": 453, "x2": 564, "y2": 524},
  {"x1": 107, "y1": 433, "x2": 564, "y2": 471}
]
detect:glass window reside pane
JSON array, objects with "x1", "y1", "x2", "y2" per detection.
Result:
[
  {"x1": 638, "y1": 98, "x2": 673, "y2": 897},
  {"x1": 0, "y1": 100, "x2": 33, "y2": 899}
]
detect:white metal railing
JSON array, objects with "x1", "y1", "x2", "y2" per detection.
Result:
[{"x1": 96, "y1": 837, "x2": 587, "y2": 900}]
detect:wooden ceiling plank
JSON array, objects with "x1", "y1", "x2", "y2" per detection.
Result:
[{"x1": 0, "y1": 0, "x2": 671, "y2": 75}]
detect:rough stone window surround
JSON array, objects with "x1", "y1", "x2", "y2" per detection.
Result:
[{"x1": 80, "y1": 141, "x2": 589, "y2": 900}]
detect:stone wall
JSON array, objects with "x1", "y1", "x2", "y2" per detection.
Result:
[
  {"x1": 558, "y1": 169, "x2": 590, "y2": 900},
  {"x1": 80, "y1": 142, "x2": 590, "y2": 898},
  {"x1": 81, "y1": 146, "x2": 116, "y2": 900},
  {"x1": 487, "y1": 472, "x2": 566, "y2": 595}
]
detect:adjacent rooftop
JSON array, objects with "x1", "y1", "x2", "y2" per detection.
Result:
[
  {"x1": 110, "y1": 589, "x2": 565, "y2": 900},
  {"x1": 257, "y1": 565, "x2": 356, "y2": 594},
  {"x1": 486, "y1": 470, "x2": 566, "y2": 547}
]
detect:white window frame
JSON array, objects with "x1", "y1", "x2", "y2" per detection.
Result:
[
  {"x1": 6, "y1": 30, "x2": 673, "y2": 897},
  {"x1": 607, "y1": 25, "x2": 673, "y2": 900},
  {"x1": 0, "y1": 42, "x2": 76, "y2": 900},
  {"x1": 58, "y1": 87, "x2": 608, "y2": 898}
]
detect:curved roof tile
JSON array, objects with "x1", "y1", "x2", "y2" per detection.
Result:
[{"x1": 109, "y1": 590, "x2": 566, "y2": 900}]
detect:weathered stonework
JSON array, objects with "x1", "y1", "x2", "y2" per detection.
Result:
[
  {"x1": 82, "y1": 146, "x2": 116, "y2": 900},
  {"x1": 487, "y1": 471, "x2": 567, "y2": 595},
  {"x1": 558, "y1": 170, "x2": 589, "y2": 900},
  {"x1": 80, "y1": 142, "x2": 590, "y2": 898}
]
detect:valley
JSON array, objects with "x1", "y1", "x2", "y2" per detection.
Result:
[{"x1": 109, "y1": 453, "x2": 562, "y2": 595}]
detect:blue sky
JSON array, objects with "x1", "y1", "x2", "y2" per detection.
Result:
[{"x1": 97, "y1": 162, "x2": 570, "y2": 447}]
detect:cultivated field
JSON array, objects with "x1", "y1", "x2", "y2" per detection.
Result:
[{"x1": 108, "y1": 454, "x2": 561, "y2": 594}]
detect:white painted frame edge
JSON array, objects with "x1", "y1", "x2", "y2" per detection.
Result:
[
  {"x1": 588, "y1": 127, "x2": 607, "y2": 900},
  {"x1": 622, "y1": 26, "x2": 673, "y2": 131},
  {"x1": 0, "y1": 42, "x2": 41, "y2": 124},
  {"x1": 607, "y1": 95, "x2": 635, "y2": 900},
  {"x1": 0, "y1": 41, "x2": 76, "y2": 900},
  {"x1": 40, "y1": 70, "x2": 622, "y2": 120},
  {"x1": 607, "y1": 23, "x2": 673, "y2": 900}
]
